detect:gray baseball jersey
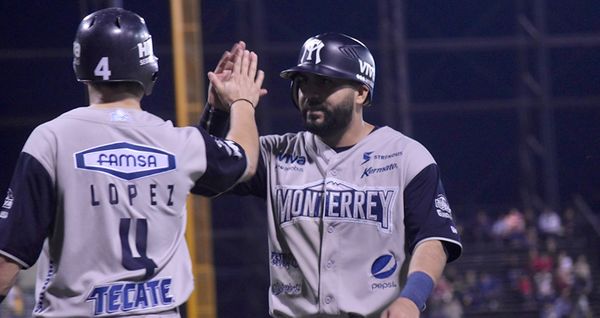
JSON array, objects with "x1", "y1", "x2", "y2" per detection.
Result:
[
  {"x1": 0, "y1": 107, "x2": 248, "y2": 317},
  {"x1": 198, "y1": 126, "x2": 462, "y2": 317}
]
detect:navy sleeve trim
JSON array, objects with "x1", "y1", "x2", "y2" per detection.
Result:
[
  {"x1": 192, "y1": 152, "x2": 267, "y2": 198},
  {"x1": 0, "y1": 152, "x2": 56, "y2": 267},
  {"x1": 190, "y1": 127, "x2": 248, "y2": 195},
  {"x1": 198, "y1": 104, "x2": 229, "y2": 137},
  {"x1": 403, "y1": 164, "x2": 462, "y2": 263}
]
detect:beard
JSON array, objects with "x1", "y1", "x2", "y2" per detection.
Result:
[{"x1": 301, "y1": 95, "x2": 354, "y2": 137}]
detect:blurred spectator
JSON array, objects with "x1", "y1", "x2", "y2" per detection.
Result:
[
  {"x1": 429, "y1": 295, "x2": 464, "y2": 318},
  {"x1": 540, "y1": 302, "x2": 558, "y2": 318},
  {"x1": 517, "y1": 272, "x2": 535, "y2": 305},
  {"x1": 491, "y1": 208, "x2": 527, "y2": 246},
  {"x1": 552, "y1": 288, "x2": 573, "y2": 318},
  {"x1": 477, "y1": 272, "x2": 502, "y2": 310},
  {"x1": 428, "y1": 276, "x2": 464, "y2": 318},
  {"x1": 534, "y1": 270, "x2": 556, "y2": 303},
  {"x1": 538, "y1": 206, "x2": 563, "y2": 239},
  {"x1": 573, "y1": 293, "x2": 593, "y2": 318},
  {"x1": 460, "y1": 270, "x2": 480, "y2": 309},
  {"x1": 573, "y1": 254, "x2": 593, "y2": 296},
  {"x1": 530, "y1": 248, "x2": 554, "y2": 273},
  {"x1": 555, "y1": 250, "x2": 574, "y2": 292}
]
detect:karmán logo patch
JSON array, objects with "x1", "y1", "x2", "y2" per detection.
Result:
[
  {"x1": 371, "y1": 254, "x2": 397, "y2": 279},
  {"x1": 74, "y1": 142, "x2": 176, "y2": 180}
]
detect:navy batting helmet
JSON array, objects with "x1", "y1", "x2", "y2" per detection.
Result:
[
  {"x1": 73, "y1": 7, "x2": 159, "y2": 95},
  {"x1": 280, "y1": 32, "x2": 375, "y2": 107}
]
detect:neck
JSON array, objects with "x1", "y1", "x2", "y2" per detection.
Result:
[
  {"x1": 89, "y1": 98, "x2": 142, "y2": 110},
  {"x1": 319, "y1": 118, "x2": 374, "y2": 148},
  {"x1": 87, "y1": 85, "x2": 143, "y2": 110}
]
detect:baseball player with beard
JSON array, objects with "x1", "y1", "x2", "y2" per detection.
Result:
[
  {"x1": 198, "y1": 33, "x2": 462, "y2": 317},
  {"x1": 0, "y1": 7, "x2": 264, "y2": 317}
]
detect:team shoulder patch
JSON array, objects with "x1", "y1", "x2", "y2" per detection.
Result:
[
  {"x1": 74, "y1": 142, "x2": 176, "y2": 180},
  {"x1": 434, "y1": 194, "x2": 453, "y2": 219}
]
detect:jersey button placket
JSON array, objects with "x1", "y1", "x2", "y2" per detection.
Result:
[{"x1": 326, "y1": 259, "x2": 335, "y2": 269}]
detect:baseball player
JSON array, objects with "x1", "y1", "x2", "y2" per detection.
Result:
[
  {"x1": 198, "y1": 33, "x2": 462, "y2": 317},
  {"x1": 0, "y1": 7, "x2": 264, "y2": 317}
]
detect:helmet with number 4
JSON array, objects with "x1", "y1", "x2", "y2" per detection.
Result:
[{"x1": 73, "y1": 7, "x2": 159, "y2": 95}]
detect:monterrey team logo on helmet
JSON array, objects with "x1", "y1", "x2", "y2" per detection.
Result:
[
  {"x1": 73, "y1": 7, "x2": 159, "y2": 95},
  {"x1": 280, "y1": 32, "x2": 376, "y2": 107}
]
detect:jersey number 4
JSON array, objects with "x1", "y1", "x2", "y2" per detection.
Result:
[{"x1": 119, "y1": 218, "x2": 157, "y2": 280}]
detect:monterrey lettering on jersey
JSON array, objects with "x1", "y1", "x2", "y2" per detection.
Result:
[{"x1": 275, "y1": 180, "x2": 398, "y2": 233}]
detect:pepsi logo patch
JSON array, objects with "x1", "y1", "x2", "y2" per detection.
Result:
[
  {"x1": 74, "y1": 142, "x2": 176, "y2": 180},
  {"x1": 371, "y1": 254, "x2": 397, "y2": 279}
]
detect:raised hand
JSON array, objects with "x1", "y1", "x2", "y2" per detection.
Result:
[
  {"x1": 207, "y1": 41, "x2": 245, "y2": 109},
  {"x1": 208, "y1": 49, "x2": 265, "y2": 110}
]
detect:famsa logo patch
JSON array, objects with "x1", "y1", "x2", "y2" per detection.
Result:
[{"x1": 74, "y1": 142, "x2": 176, "y2": 180}]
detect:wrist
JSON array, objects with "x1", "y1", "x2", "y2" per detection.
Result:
[
  {"x1": 399, "y1": 271, "x2": 434, "y2": 312},
  {"x1": 229, "y1": 99, "x2": 255, "y2": 112},
  {"x1": 229, "y1": 98, "x2": 256, "y2": 110}
]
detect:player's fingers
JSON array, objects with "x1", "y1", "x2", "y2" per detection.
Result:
[
  {"x1": 207, "y1": 72, "x2": 223, "y2": 93},
  {"x1": 259, "y1": 88, "x2": 268, "y2": 97},
  {"x1": 214, "y1": 50, "x2": 230, "y2": 73},
  {"x1": 231, "y1": 49, "x2": 242, "y2": 75},
  {"x1": 240, "y1": 50, "x2": 250, "y2": 76},
  {"x1": 238, "y1": 41, "x2": 246, "y2": 51},
  {"x1": 248, "y1": 51, "x2": 258, "y2": 78},
  {"x1": 214, "y1": 70, "x2": 232, "y2": 81},
  {"x1": 223, "y1": 61, "x2": 234, "y2": 71},
  {"x1": 254, "y1": 70, "x2": 265, "y2": 88}
]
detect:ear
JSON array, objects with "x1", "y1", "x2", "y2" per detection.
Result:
[{"x1": 355, "y1": 84, "x2": 369, "y2": 106}]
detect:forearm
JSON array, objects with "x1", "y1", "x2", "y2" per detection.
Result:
[
  {"x1": 226, "y1": 100, "x2": 259, "y2": 181},
  {"x1": 407, "y1": 240, "x2": 447, "y2": 281},
  {"x1": 394, "y1": 240, "x2": 447, "y2": 313},
  {"x1": 0, "y1": 255, "x2": 20, "y2": 301}
]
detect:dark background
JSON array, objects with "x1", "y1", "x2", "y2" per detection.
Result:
[{"x1": 1, "y1": 1, "x2": 599, "y2": 317}]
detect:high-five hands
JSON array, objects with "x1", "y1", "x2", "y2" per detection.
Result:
[{"x1": 208, "y1": 42, "x2": 267, "y2": 111}]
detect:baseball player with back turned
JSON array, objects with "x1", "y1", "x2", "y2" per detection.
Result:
[
  {"x1": 199, "y1": 34, "x2": 463, "y2": 317},
  {"x1": 0, "y1": 7, "x2": 265, "y2": 317}
]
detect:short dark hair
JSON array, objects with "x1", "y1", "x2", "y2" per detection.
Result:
[{"x1": 89, "y1": 81, "x2": 145, "y2": 102}]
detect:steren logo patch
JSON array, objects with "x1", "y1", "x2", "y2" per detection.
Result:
[{"x1": 74, "y1": 142, "x2": 176, "y2": 180}]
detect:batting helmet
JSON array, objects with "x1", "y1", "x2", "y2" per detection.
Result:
[
  {"x1": 280, "y1": 32, "x2": 376, "y2": 107},
  {"x1": 73, "y1": 7, "x2": 159, "y2": 95}
]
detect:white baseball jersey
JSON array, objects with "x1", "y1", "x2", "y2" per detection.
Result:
[
  {"x1": 198, "y1": 126, "x2": 462, "y2": 317},
  {"x1": 0, "y1": 107, "x2": 248, "y2": 317}
]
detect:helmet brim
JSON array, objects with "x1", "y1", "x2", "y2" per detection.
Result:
[{"x1": 280, "y1": 64, "x2": 358, "y2": 82}]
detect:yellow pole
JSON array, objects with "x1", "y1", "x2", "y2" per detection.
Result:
[{"x1": 169, "y1": 0, "x2": 217, "y2": 317}]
